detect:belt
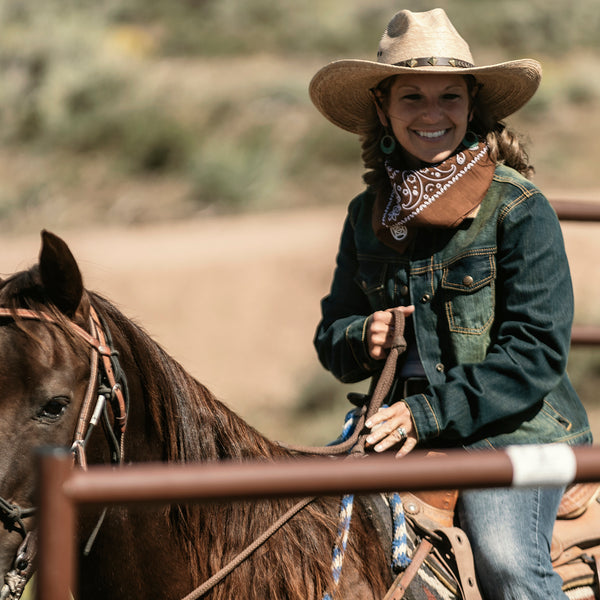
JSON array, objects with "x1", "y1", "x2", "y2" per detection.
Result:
[
  {"x1": 399, "y1": 377, "x2": 429, "y2": 398},
  {"x1": 347, "y1": 377, "x2": 429, "y2": 408}
]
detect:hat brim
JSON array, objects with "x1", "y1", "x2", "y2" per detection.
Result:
[{"x1": 309, "y1": 58, "x2": 542, "y2": 134}]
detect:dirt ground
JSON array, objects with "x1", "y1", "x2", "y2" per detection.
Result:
[{"x1": 1, "y1": 205, "x2": 599, "y2": 442}]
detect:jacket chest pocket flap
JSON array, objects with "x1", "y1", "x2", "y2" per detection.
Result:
[
  {"x1": 355, "y1": 261, "x2": 388, "y2": 310},
  {"x1": 441, "y1": 252, "x2": 496, "y2": 334}
]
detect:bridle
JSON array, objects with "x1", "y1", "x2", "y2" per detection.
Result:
[{"x1": 0, "y1": 304, "x2": 129, "y2": 600}]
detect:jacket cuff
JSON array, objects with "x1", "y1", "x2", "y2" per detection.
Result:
[
  {"x1": 344, "y1": 316, "x2": 380, "y2": 374},
  {"x1": 403, "y1": 394, "x2": 441, "y2": 442}
]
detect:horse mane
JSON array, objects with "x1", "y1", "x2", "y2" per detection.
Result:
[
  {"x1": 89, "y1": 292, "x2": 290, "y2": 464},
  {"x1": 89, "y1": 292, "x2": 386, "y2": 599},
  {"x1": 1, "y1": 266, "x2": 388, "y2": 599}
]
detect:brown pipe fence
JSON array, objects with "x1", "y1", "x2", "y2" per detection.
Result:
[
  {"x1": 551, "y1": 200, "x2": 600, "y2": 346},
  {"x1": 35, "y1": 445, "x2": 600, "y2": 600},
  {"x1": 30, "y1": 198, "x2": 600, "y2": 600}
]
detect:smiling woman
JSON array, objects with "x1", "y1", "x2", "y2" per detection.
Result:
[{"x1": 308, "y1": 7, "x2": 591, "y2": 600}]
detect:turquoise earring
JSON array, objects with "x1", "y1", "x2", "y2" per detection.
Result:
[
  {"x1": 462, "y1": 131, "x2": 479, "y2": 150},
  {"x1": 380, "y1": 134, "x2": 396, "y2": 155}
]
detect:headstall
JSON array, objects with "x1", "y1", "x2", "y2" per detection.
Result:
[{"x1": 0, "y1": 304, "x2": 129, "y2": 600}]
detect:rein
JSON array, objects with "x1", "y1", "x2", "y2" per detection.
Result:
[
  {"x1": 182, "y1": 309, "x2": 408, "y2": 599},
  {"x1": 280, "y1": 308, "x2": 407, "y2": 456},
  {"x1": 0, "y1": 305, "x2": 129, "y2": 600}
]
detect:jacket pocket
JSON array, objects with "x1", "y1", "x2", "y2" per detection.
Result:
[
  {"x1": 441, "y1": 251, "x2": 496, "y2": 335},
  {"x1": 354, "y1": 260, "x2": 388, "y2": 311}
]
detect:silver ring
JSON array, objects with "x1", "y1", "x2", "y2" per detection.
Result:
[{"x1": 395, "y1": 426, "x2": 407, "y2": 440}]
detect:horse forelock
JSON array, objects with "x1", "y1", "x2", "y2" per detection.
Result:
[{"x1": 0, "y1": 267, "x2": 90, "y2": 356}]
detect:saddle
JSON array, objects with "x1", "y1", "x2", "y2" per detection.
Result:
[{"x1": 362, "y1": 482, "x2": 600, "y2": 600}]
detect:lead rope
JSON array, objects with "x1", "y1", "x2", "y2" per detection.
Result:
[
  {"x1": 323, "y1": 493, "x2": 355, "y2": 600},
  {"x1": 180, "y1": 497, "x2": 316, "y2": 600},
  {"x1": 180, "y1": 309, "x2": 408, "y2": 600},
  {"x1": 322, "y1": 422, "x2": 410, "y2": 599},
  {"x1": 390, "y1": 493, "x2": 411, "y2": 570},
  {"x1": 278, "y1": 308, "x2": 407, "y2": 457},
  {"x1": 325, "y1": 309, "x2": 409, "y2": 598}
]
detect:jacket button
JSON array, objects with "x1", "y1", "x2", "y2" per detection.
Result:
[
  {"x1": 462, "y1": 275, "x2": 474, "y2": 287},
  {"x1": 420, "y1": 293, "x2": 431, "y2": 303},
  {"x1": 435, "y1": 363, "x2": 445, "y2": 372},
  {"x1": 401, "y1": 285, "x2": 409, "y2": 297}
]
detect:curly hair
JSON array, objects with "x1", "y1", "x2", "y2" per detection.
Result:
[{"x1": 361, "y1": 75, "x2": 534, "y2": 191}]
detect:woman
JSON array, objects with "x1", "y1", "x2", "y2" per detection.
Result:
[{"x1": 310, "y1": 8, "x2": 591, "y2": 600}]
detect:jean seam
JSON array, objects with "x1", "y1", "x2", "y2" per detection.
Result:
[
  {"x1": 533, "y1": 487, "x2": 546, "y2": 598},
  {"x1": 534, "y1": 487, "x2": 566, "y2": 600}
]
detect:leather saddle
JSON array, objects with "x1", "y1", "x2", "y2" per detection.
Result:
[{"x1": 362, "y1": 482, "x2": 600, "y2": 600}]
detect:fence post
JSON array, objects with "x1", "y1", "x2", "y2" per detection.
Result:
[{"x1": 36, "y1": 448, "x2": 75, "y2": 600}]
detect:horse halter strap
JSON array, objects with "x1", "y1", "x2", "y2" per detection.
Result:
[
  {"x1": 72, "y1": 305, "x2": 128, "y2": 468},
  {"x1": 0, "y1": 305, "x2": 128, "y2": 600},
  {"x1": 0, "y1": 305, "x2": 128, "y2": 467}
]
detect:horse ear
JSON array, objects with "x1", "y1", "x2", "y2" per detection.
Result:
[{"x1": 39, "y1": 230, "x2": 84, "y2": 318}]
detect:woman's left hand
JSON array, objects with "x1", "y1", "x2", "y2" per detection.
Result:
[{"x1": 365, "y1": 402, "x2": 417, "y2": 458}]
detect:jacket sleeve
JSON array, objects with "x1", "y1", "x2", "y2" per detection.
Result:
[
  {"x1": 314, "y1": 205, "x2": 383, "y2": 383},
  {"x1": 404, "y1": 188, "x2": 577, "y2": 444}
]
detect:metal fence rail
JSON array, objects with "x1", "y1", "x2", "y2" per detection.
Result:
[
  {"x1": 35, "y1": 445, "x2": 600, "y2": 600},
  {"x1": 552, "y1": 200, "x2": 600, "y2": 347},
  {"x1": 552, "y1": 200, "x2": 600, "y2": 222}
]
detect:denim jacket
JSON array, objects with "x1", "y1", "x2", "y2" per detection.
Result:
[{"x1": 314, "y1": 164, "x2": 592, "y2": 450}]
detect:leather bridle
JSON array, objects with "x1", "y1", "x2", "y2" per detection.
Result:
[{"x1": 0, "y1": 305, "x2": 129, "y2": 600}]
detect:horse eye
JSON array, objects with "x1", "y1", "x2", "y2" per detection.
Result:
[{"x1": 38, "y1": 398, "x2": 68, "y2": 420}]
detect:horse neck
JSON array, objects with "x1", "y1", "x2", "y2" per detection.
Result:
[{"x1": 92, "y1": 294, "x2": 288, "y2": 464}]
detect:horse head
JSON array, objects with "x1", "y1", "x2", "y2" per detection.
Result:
[{"x1": 0, "y1": 231, "x2": 120, "y2": 597}]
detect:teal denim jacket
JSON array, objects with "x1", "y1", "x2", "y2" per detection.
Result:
[{"x1": 314, "y1": 165, "x2": 592, "y2": 450}]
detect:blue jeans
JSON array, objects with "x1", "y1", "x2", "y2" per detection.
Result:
[{"x1": 457, "y1": 487, "x2": 567, "y2": 600}]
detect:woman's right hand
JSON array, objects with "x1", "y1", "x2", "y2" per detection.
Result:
[{"x1": 367, "y1": 305, "x2": 415, "y2": 360}]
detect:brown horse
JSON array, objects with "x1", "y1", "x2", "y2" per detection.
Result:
[{"x1": 0, "y1": 231, "x2": 392, "y2": 600}]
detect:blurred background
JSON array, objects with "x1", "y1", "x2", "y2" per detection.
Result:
[{"x1": 0, "y1": 0, "x2": 599, "y2": 444}]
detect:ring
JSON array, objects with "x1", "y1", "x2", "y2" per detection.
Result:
[{"x1": 395, "y1": 426, "x2": 407, "y2": 440}]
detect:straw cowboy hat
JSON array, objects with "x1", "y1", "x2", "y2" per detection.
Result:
[{"x1": 309, "y1": 8, "x2": 542, "y2": 134}]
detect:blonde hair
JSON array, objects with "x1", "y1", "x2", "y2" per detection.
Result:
[{"x1": 361, "y1": 75, "x2": 534, "y2": 189}]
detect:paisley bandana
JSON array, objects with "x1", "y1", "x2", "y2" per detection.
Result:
[{"x1": 372, "y1": 142, "x2": 496, "y2": 252}]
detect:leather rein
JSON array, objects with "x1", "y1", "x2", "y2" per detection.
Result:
[
  {"x1": 0, "y1": 305, "x2": 129, "y2": 600},
  {"x1": 181, "y1": 309, "x2": 408, "y2": 600}
]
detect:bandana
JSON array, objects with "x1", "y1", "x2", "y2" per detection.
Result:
[{"x1": 372, "y1": 142, "x2": 496, "y2": 252}]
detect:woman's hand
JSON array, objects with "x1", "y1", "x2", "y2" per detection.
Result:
[
  {"x1": 367, "y1": 305, "x2": 415, "y2": 360},
  {"x1": 365, "y1": 401, "x2": 417, "y2": 458}
]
